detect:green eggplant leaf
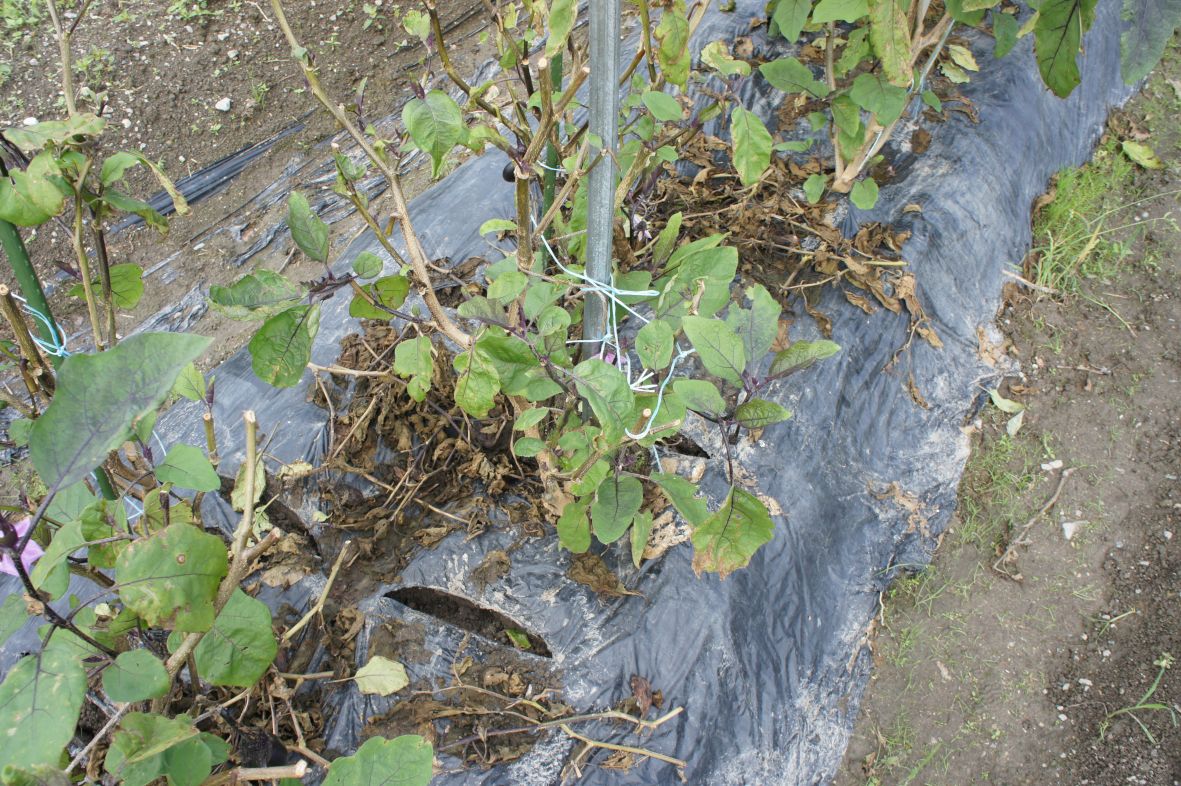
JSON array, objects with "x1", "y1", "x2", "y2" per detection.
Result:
[
  {"x1": 29, "y1": 332, "x2": 210, "y2": 491},
  {"x1": 115, "y1": 523, "x2": 228, "y2": 633},
  {"x1": 691, "y1": 487, "x2": 775, "y2": 578},
  {"x1": 322, "y1": 736, "x2": 434, "y2": 786},
  {"x1": 249, "y1": 304, "x2": 320, "y2": 388}
]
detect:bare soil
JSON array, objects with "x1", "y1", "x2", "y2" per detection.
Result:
[
  {"x1": 0, "y1": 0, "x2": 492, "y2": 366},
  {"x1": 836, "y1": 46, "x2": 1181, "y2": 786}
]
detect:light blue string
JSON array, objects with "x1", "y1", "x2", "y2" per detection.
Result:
[
  {"x1": 11, "y1": 294, "x2": 70, "y2": 358},
  {"x1": 123, "y1": 495, "x2": 145, "y2": 524},
  {"x1": 152, "y1": 431, "x2": 168, "y2": 460},
  {"x1": 532, "y1": 221, "x2": 695, "y2": 441},
  {"x1": 626, "y1": 346, "x2": 695, "y2": 440}
]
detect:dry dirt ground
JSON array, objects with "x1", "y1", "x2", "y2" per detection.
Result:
[
  {"x1": 836, "y1": 43, "x2": 1181, "y2": 786},
  {"x1": 0, "y1": 0, "x2": 492, "y2": 366}
]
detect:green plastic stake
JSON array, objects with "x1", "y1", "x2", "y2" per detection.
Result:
[{"x1": 0, "y1": 218, "x2": 59, "y2": 356}]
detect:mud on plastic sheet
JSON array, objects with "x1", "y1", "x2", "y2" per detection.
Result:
[{"x1": 0, "y1": 0, "x2": 1135, "y2": 782}]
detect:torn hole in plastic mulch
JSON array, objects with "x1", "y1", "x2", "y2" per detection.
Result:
[{"x1": 386, "y1": 585, "x2": 554, "y2": 657}]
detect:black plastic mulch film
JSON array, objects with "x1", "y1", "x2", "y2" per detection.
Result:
[{"x1": 0, "y1": 1, "x2": 1134, "y2": 783}]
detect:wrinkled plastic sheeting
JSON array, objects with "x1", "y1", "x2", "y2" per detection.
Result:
[
  {"x1": 110, "y1": 122, "x2": 306, "y2": 233},
  {"x1": 1, "y1": 0, "x2": 1136, "y2": 782}
]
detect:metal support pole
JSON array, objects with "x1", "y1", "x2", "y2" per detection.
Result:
[{"x1": 582, "y1": 0, "x2": 620, "y2": 358}]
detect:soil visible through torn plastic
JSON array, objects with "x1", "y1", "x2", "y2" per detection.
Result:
[{"x1": 305, "y1": 319, "x2": 542, "y2": 597}]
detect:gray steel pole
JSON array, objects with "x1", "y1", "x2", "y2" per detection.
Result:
[{"x1": 582, "y1": 0, "x2": 620, "y2": 357}]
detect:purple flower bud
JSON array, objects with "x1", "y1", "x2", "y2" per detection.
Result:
[{"x1": 0, "y1": 516, "x2": 44, "y2": 577}]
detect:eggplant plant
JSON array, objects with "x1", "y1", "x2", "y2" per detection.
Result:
[{"x1": 1, "y1": 0, "x2": 1179, "y2": 783}]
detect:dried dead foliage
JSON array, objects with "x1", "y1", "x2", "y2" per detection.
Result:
[{"x1": 634, "y1": 133, "x2": 942, "y2": 353}]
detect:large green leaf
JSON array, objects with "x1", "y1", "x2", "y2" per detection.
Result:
[
  {"x1": 571, "y1": 359, "x2": 634, "y2": 443},
  {"x1": 758, "y1": 57, "x2": 830, "y2": 98},
  {"x1": 725, "y1": 284, "x2": 781, "y2": 371},
  {"x1": 772, "y1": 0, "x2": 813, "y2": 41},
  {"x1": 730, "y1": 108, "x2": 773, "y2": 188},
  {"x1": 993, "y1": 9, "x2": 1019, "y2": 58},
  {"x1": 100, "y1": 151, "x2": 142, "y2": 186},
  {"x1": 349, "y1": 274, "x2": 411, "y2": 319},
  {"x1": 868, "y1": 0, "x2": 912, "y2": 87},
  {"x1": 812, "y1": 0, "x2": 869, "y2": 23},
  {"x1": 850, "y1": 177, "x2": 880, "y2": 210},
  {"x1": 651, "y1": 473, "x2": 709, "y2": 526},
  {"x1": 29, "y1": 519, "x2": 85, "y2": 600},
  {"x1": 104, "y1": 713, "x2": 199, "y2": 786},
  {"x1": 804, "y1": 172, "x2": 827, "y2": 204},
  {"x1": 476, "y1": 332, "x2": 538, "y2": 393},
  {"x1": 836, "y1": 26, "x2": 872, "y2": 77},
  {"x1": 0, "y1": 593, "x2": 28, "y2": 647},
  {"x1": 487, "y1": 270, "x2": 528, "y2": 302},
  {"x1": 115, "y1": 523, "x2": 228, "y2": 632},
  {"x1": 682, "y1": 316, "x2": 746, "y2": 386},
  {"x1": 155, "y1": 444, "x2": 219, "y2": 492},
  {"x1": 659, "y1": 240, "x2": 739, "y2": 322},
  {"x1": 631, "y1": 511, "x2": 654, "y2": 568},
  {"x1": 457, "y1": 295, "x2": 508, "y2": 327},
  {"x1": 67, "y1": 263, "x2": 144, "y2": 310},
  {"x1": 591, "y1": 474, "x2": 643, "y2": 544},
  {"x1": 0, "y1": 764, "x2": 72, "y2": 785},
  {"x1": 79, "y1": 500, "x2": 127, "y2": 570},
  {"x1": 635, "y1": 319, "x2": 674, "y2": 370},
  {"x1": 453, "y1": 348, "x2": 500, "y2": 418},
  {"x1": 0, "y1": 647, "x2": 87, "y2": 771},
  {"x1": 642, "y1": 90, "x2": 683, "y2": 122},
  {"x1": 654, "y1": 0, "x2": 691, "y2": 87},
  {"x1": 770, "y1": 339, "x2": 841, "y2": 375},
  {"x1": 734, "y1": 399, "x2": 793, "y2": 429},
  {"x1": 29, "y1": 332, "x2": 210, "y2": 491},
  {"x1": 2, "y1": 114, "x2": 104, "y2": 153},
  {"x1": 691, "y1": 487, "x2": 775, "y2": 578},
  {"x1": 102, "y1": 650, "x2": 171, "y2": 702},
  {"x1": 322, "y1": 735, "x2": 434, "y2": 786},
  {"x1": 403, "y1": 90, "x2": 465, "y2": 178},
  {"x1": 249, "y1": 304, "x2": 321, "y2": 388},
  {"x1": 831, "y1": 94, "x2": 866, "y2": 158},
  {"x1": 160, "y1": 736, "x2": 215, "y2": 786},
  {"x1": 672, "y1": 379, "x2": 727, "y2": 417},
  {"x1": 1120, "y1": 0, "x2": 1181, "y2": 83},
  {"x1": 352, "y1": 252, "x2": 383, "y2": 279},
  {"x1": 1034, "y1": 0, "x2": 1098, "y2": 97},
  {"x1": 849, "y1": 72, "x2": 909, "y2": 125},
  {"x1": 103, "y1": 190, "x2": 167, "y2": 234},
  {"x1": 945, "y1": 0, "x2": 987, "y2": 22},
  {"x1": 651, "y1": 212, "x2": 683, "y2": 268},
  {"x1": 535, "y1": 305, "x2": 571, "y2": 337},
  {"x1": 208, "y1": 270, "x2": 304, "y2": 321},
  {"x1": 189, "y1": 589, "x2": 277, "y2": 687},
  {"x1": 287, "y1": 191, "x2": 329, "y2": 263},
  {"x1": 394, "y1": 335, "x2": 434, "y2": 401},
  {"x1": 546, "y1": 0, "x2": 576, "y2": 58},
  {"x1": 0, "y1": 152, "x2": 67, "y2": 226},
  {"x1": 557, "y1": 498, "x2": 592, "y2": 553},
  {"x1": 171, "y1": 363, "x2": 206, "y2": 403}
]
